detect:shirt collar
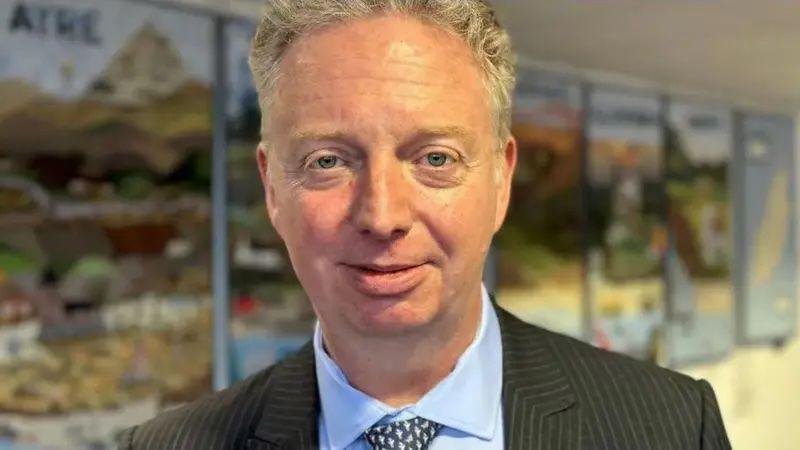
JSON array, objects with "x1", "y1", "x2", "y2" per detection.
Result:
[{"x1": 313, "y1": 284, "x2": 503, "y2": 448}]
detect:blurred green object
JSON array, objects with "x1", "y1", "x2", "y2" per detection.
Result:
[
  {"x1": 116, "y1": 172, "x2": 156, "y2": 200},
  {"x1": 65, "y1": 256, "x2": 116, "y2": 279},
  {"x1": 59, "y1": 255, "x2": 118, "y2": 303},
  {"x1": 0, "y1": 243, "x2": 40, "y2": 275}
]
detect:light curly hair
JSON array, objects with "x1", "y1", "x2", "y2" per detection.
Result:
[{"x1": 248, "y1": 0, "x2": 516, "y2": 144}]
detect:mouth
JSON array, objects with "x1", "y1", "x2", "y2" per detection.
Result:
[
  {"x1": 352, "y1": 263, "x2": 424, "y2": 273},
  {"x1": 339, "y1": 262, "x2": 429, "y2": 296}
]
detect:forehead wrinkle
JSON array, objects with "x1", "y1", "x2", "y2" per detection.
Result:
[
  {"x1": 291, "y1": 124, "x2": 470, "y2": 140},
  {"x1": 282, "y1": 90, "x2": 439, "y2": 110},
  {"x1": 294, "y1": 52, "x2": 437, "y2": 70},
  {"x1": 287, "y1": 57, "x2": 452, "y2": 87},
  {"x1": 307, "y1": 74, "x2": 447, "y2": 89}
]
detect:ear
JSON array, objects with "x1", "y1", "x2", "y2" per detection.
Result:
[
  {"x1": 493, "y1": 136, "x2": 517, "y2": 233},
  {"x1": 256, "y1": 142, "x2": 282, "y2": 237}
]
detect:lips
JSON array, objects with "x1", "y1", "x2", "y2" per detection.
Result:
[
  {"x1": 357, "y1": 263, "x2": 420, "y2": 272},
  {"x1": 339, "y1": 262, "x2": 429, "y2": 296}
]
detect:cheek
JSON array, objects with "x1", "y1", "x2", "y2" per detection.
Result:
[
  {"x1": 420, "y1": 178, "x2": 497, "y2": 262},
  {"x1": 280, "y1": 187, "x2": 352, "y2": 251}
]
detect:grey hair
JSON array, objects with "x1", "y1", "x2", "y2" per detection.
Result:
[{"x1": 248, "y1": 0, "x2": 516, "y2": 144}]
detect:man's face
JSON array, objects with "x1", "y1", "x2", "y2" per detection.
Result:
[{"x1": 258, "y1": 14, "x2": 516, "y2": 338}]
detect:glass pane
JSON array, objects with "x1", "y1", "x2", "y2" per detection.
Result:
[
  {"x1": 0, "y1": 1, "x2": 213, "y2": 447},
  {"x1": 224, "y1": 21, "x2": 314, "y2": 383},
  {"x1": 494, "y1": 69, "x2": 584, "y2": 338},
  {"x1": 736, "y1": 113, "x2": 797, "y2": 343},
  {"x1": 664, "y1": 102, "x2": 734, "y2": 366},
  {"x1": 586, "y1": 87, "x2": 666, "y2": 361}
]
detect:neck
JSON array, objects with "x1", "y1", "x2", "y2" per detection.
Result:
[{"x1": 321, "y1": 285, "x2": 484, "y2": 408}]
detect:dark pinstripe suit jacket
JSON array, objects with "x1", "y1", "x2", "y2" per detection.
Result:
[{"x1": 118, "y1": 305, "x2": 731, "y2": 449}]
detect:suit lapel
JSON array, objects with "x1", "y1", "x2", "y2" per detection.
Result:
[
  {"x1": 495, "y1": 302, "x2": 580, "y2": 450},
  {"x1": 247, "y1": 342, "x2": 320, "y2": 450}
]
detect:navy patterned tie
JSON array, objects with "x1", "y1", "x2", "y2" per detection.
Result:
[{"x1": 363, "y1": 417, "x2": 443, "y2": 450}]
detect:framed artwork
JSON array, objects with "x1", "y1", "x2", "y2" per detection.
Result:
[
  {"x1": 734, "y1": 112, "x2": 797, "y2": 345},
  {"x1": 494, "y1": 68, "x2": 584, "y2": 338},
  {"x1": 664, "y1": 100, "x2": 734, "y2": 367},
  {"x1": 585, "y1": 86, "x2": 666, "y2": 361}
]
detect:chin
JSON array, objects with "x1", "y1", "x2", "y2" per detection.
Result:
[{"x1": 348, "y1": 290, "x2": 441, "y2": 336}]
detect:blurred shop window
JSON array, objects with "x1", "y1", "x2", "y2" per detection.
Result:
[
  {"x1": 0, "y1": 2, "x2": 213, "y2": 448},
  {"x1": 224, "y1": 21, "x2": 315, "y2": 383}
]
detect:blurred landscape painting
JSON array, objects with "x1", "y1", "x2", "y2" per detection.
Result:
[
  {"x1": 586, "y1": 88, "x2": 666, "y2": 361},
  {"x1": 664, "y1": 102, "x2": 734, "y2": 366},
  {"x1": 494, "y1": 69, "x2": 584, "y2": 338}
]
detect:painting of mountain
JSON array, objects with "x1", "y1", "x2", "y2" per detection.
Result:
[
  {"x1": 85, "y1": 22, "x2": 188, "y2": 106},
  {"x1": 0, "y1": 20, "x2": 211, "y2": 184}
]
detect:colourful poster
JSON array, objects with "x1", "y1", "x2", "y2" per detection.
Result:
[
  {"x1": 664, "y1": 101, "x2": 734, "y2": 366},
  {"x1": 735, "y1": 113, "x2": 797, "y2": 344},
  {"x1": 0, "y1": 1, "x2": 213, "y2": 447},
  {"x1": 586, "y1": 87, "x2": 666, "y2": 361},
  {"x1": 224, "y1": 21, "x2": 313, "y2": 382},
  {"x1": 494, "y1": 69, "x2": 584, "y2": 338}
]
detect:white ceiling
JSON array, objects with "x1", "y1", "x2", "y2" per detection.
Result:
[{"x1": 492, "y1": 0, "x2": 800, "y2": 114}]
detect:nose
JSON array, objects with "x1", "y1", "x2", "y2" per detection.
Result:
[{"x1": 350, "y1": 158, "x2": 413, "y2": 240}]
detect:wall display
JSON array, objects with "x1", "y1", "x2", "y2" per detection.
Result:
[
  {"x1": 586, "y1": 87, "x2": 666, "y2": 361},
  {"x1": 735, "y1": 113, "x2": 797, "y2": 344},
  {"x1": 224, "y1": 21, "x2": 313, "y2": 382},
  {"x1": 0, "y1": 1, "x2": 213, "y2": 448},
  {"x1": 664, "y1": 101, "x2": 734, "y2": 366},
  {"x1": 494, "y1": 69, "x2": 584, "y2": 338}
]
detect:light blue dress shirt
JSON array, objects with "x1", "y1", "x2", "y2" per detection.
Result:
[{"x1": 313, "y1": 284, "x2": 504, "y2": 449}]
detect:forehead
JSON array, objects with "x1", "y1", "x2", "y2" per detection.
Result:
[
  {"x1": 284, "y1": 13, "x2": 474, "y2": 67},
  {"x1": 269, "y1": 14, "x2": 493, "y2": 141}
]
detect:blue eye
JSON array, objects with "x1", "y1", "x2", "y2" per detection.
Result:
[
  {"x1": 426, "y1": 152, "x2": 449, "y2": 167},
  {"x1": 315, "y1": 155, "x2": 339, "y2": 169}
]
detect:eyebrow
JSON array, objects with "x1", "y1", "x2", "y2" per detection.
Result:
[
  {"x1": 411, "y1": 125, "x2": 471, "y2": 141},
  {"x1": 290, "y1": 130, "x2": 353, "y2": 143}
]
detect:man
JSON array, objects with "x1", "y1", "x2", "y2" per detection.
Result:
[{"x1": 119, "y1": 1, "x2": 731, "y2": 449}]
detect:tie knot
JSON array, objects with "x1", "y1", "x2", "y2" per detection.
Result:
[{"x1": 363, "y1": 417, "x2": 443, "y2": 450}]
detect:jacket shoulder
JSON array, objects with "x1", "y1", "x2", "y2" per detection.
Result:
[
  {"x1": 533, "y1": 321, "x2": 729, "y2": 449},
  {"x1": 498, "y1": 307, "x2": 699, "y2": 396},
  {"x1": 118, "y1": 361, "x2": 280, "y2": 450},
  {"x1": 541, "y1": 324, "x2": 700, "y2": 396},
  {"x1": 497, "y1": 306, "x2": 729, "y2": 449}
]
